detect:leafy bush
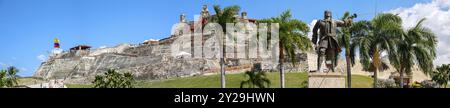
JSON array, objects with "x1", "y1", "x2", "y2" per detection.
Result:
[
  {"x1": 419, "y1": 80, "x2": 439, "y2": 88},
  {"x1": 410, "y1": 81, "x2": 422, "y2": 88},
  {"x1": 375, "y1": 79, "x2": 399, "y2": 88},
  {"x1": 300, "y1": 80, "x2": 308, "y2": 88},
  {"x1": 240, "y1": 63, "x2": 271, "y2": 88},
  {"x1": 430, "y1": 64, "x2": 450, "y2": 88},
  {"x1": 93, "y1": 69, "x2": 135, "y2": 88}
]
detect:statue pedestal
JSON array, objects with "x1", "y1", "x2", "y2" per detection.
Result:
[{"x1": 308, "y1": 72, "x2": 345, "y2": 88}]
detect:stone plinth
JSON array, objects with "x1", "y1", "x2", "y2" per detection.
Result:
[{"x1": 308, "y1": 72, "x2": 345, "y2": 88}]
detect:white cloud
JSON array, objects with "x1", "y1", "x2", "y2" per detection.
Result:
[
  {"x1": 99, "y1": 46, "x2": 107, "y2": 49},
  {"x1": 0, "y1": 62, "x2": 5, "y2": 68},
  {"x1": 0, "y1": 62, "x2": 12, "y2": 69},
  {"x1": 19, "y1": 67, "x2": 27, "y2": 72},
  {"x1": 388, "y1": 0, "x2": 450, "y2": 66},
  {"x1": 0, "y1": 62, "x2": 13, "y2": 69},
  {"x1": 37, "y1": 54, "x2": 47, "y2": 62},
  {"x1": 308, "y1": 19, "x2": 318, "y2": 40}
]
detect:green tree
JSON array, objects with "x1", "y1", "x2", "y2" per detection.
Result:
[
  {"x1": 93, "y1": 69, "x2": 135, "y2": 88},
  {"x1": 350, "y1": 13, "x2": 403, "y2": 88},
  {"x1": 431, "y1": 64, "x2": 450, "y2": 88},
  {"x1": 211, "y1": 5, "x2": 241, "y2": 88},
  {"x1": 0, "y1": 66, "x2": 20, "y2": 88},
  {"x1": 0, "y1": 69, "x2": 6, "y2": 88},
  {"x1": 337, "y1": 11, "x2": 354, "y2": 88},
  {"x1": 389, "y1": 18, "x2": 437, "y2": 88},
  {"x1": 6, "y1": 66, "x2": 19, "y2": 87},
  {"x1": 259, "y1": 10, "x2": 312, "y2": 88},
  {"x1": 240, "y1": 70, "x2": 271, "y2": 88}
]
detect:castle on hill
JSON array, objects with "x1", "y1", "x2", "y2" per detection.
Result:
[{"x1": 34, "y1": 5, "x2": 308, "y2": 84}]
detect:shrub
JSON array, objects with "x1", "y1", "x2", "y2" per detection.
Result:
[
  {"x1": 410, "y1": 81, "x2": 422, "y2": 88},
  {"x1": 419, "y1": 80, "x2": 439, "y2": 88},
  {"x1": 300, "y1": 80, "x2": 308, "y2": 88},
  {"x1": 375, "y1": 79, "x2": 399, "y2": 88},
  {"x1": 93, "y1": 69, "x2": 135, "y2": 88},
  {"x1": 240, "y1": 63, "x2": 271, "y2": 88}
]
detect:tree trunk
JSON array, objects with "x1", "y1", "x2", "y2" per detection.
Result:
[
  {"x1": 346, "y1": 49, "x2": 351, "y2": 88},
  {"x1": 279, "y1": 43, "x2": 285, "y2": 88},
  {"x1": 373, "y1": 48, "x2": 379, "y2": 88},
  {"x1": 373, "y1": 69, "x2": 378, "y2": 88},
  {"x1": 220, "y1": 33, "x2": 226, "y2": 88},
  {"x1": 221, "y1": 58, "x2": 225, "y2": 88},
  {"x1": 399, "y1": 68, "x2": 404, "y2": 88}
]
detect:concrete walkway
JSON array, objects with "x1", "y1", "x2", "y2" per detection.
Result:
[{"x1": 26, "y1": 79, "x2": 67, "y2": 88}]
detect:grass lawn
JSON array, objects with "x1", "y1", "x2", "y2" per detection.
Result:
[
  {"x1": 66, "y1": 84, "x2": 93, "y2": 88},
  {"x1": 17, "y1": 77, "x2": 44, "y2": 85},
  {"x1": 349, "y1": 75, "x2": 373, "y2": 88},
  {"x1": 66, "y1": 72, "x2": 374, "y2": 88},
  {"x1": 18, "y1": 77, "x2": 37, "y2": 84}
]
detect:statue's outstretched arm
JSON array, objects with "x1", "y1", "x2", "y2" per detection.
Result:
[
  {"x1": 336, "y1": 20, "x2": 347, "y2": 27},
  {"x1": 337, "y1": 17, "x2": 354, "y2": 27}
]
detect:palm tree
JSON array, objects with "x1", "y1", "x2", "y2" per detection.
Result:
[
  {"x1": 6, "y1": 66, "x2": 19, "y2": 87},
  {"x1": 211, "y1": 5, "x2": 241, "y2": 88},
  {"x1": 431, "y1": 64, "x2": 450, "y2": 88},
  {"x1": 0, "y1": 66, "x2": 20, "y2": 88},
  {"x1": 390, "y1": 18, "x2": 437, "y2": 88},
  {"x1": 240, "y1": 71, "x2": 271, "y2": 88},
  {"x1": 337, "y1": 11, "x2": 353, "y2": 88},
  {"x1": 259, "y1": 10, "x2": 312, "y2": 88},
  {"x1": 0, "y1": 69, "x2": 6, "y2": 88},
  {"x1": 350, "y1": 13, "x2": 403, "y2": 88},
  {"x1": 122, "y1": 72, "x2": 134, "y2": 88}
]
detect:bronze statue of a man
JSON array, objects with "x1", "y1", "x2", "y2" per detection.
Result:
[{"x1": 311, "y1": 10, "x2": 354, "y2": 72}]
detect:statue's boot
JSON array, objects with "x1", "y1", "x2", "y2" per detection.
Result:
[
  {"x1": 317, "y1": 55, "x2": 324, "y2": 73},
  {"x1": 328, "y1": 60, "x2": 335, "y2": 72},
  {"x1": 331, "y1": 65, "x2": 335, "y2": 72}
]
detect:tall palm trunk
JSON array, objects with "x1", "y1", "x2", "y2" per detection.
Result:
[
  {"x1": 279, "y1": 43, "x2": 285, "y2": 88},
  {"x1": 399, "y1": 65, "x2": 404, "y2": 88},
  {"x1": 221, "y1": 33, "x2": 226, "y2": 88},
  {"x1": 373, "y1": 48, "x2": 380, "y2": 88},
  {"x1": 221, "y1": 58, "x2": 225, "y2": 88},
  {"x1": 400, "y1": 70, "x2": 404, "y2": 88},
  {"x1": 346, "y1": 49, "x2": 352, "y2": 88}
]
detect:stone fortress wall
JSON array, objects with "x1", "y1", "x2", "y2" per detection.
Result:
[{"x1": 33, "y1": 5, "x2": 308, "y2": 84}]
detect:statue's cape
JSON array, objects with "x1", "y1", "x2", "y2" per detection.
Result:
[{"x1": 318, "y1": 36, "x2": 341, "y2": 53}]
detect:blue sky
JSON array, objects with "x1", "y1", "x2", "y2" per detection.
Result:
[{"x1": 0, "y1": 0, "x2": 431, "y2": 76}]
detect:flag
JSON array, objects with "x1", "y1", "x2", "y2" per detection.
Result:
[{"x1": 54, "y1": 38, "x2": 60, "y2": 48}]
